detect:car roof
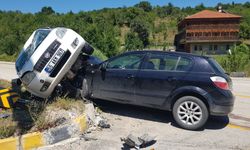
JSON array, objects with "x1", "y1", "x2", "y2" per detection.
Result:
[{"x1": 124, "y1": 50, "x2": 210, "y2": 59}]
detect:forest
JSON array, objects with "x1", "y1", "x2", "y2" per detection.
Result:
[{"x1": 0, "y1": 1, "x2": 250, "y2": 61}]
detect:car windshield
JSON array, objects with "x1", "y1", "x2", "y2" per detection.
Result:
[{"x1": 16, "y1": 29, "x2": 51, "y2": 72}]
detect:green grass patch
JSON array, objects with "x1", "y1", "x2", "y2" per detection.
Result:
[
  {"x1": 0, "y1": 53, "x2": 17, "y2": 62},
  {"x1": 92, "y1": 49, "x2": 108, "y2": 61},
  {"x1": 0, "y1": 109, "x2": 17, "y2": 139},
  {"x1": 0, "y1": 79, "x2": 11, "y2": 88}
]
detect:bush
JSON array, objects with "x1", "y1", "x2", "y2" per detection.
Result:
[
  {"x1": 213, "y1": 44, "x2": 250, "y2": 76},
  {"x1": 92, "y1": 49, "x2": 108, "y2": 61}
]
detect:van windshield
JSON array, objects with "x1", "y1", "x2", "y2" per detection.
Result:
[{"x1": 16, "y1": 29, "x2": 51, "y2": 72}]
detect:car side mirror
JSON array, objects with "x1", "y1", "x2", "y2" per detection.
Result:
[{"x1": 100, "y1": 63, "x2": 107, "y2": 72}]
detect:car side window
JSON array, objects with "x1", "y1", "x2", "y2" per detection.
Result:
[
  {"x1": 106, "y1": 53, "x2": 144, "y2": 70},
  {"x1": 141, "y1": 53, "x2": 179, "y2": 71},
  {"x1": 176, "y1": 57, "x2": 192, "y2": 71}
]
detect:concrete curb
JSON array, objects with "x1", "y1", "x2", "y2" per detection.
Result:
[{"x1": 0, "y1": 114, "x2": 87, "y2": 150}]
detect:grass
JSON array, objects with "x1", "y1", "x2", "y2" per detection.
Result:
[
  {"x1": 49, "y1": 97, "x2": 85, "y2": 112},
  {"x1": 0, "y1": 79, "x2": 86, "y2": 138},
  {"x1": 0, "y1": 53, "x2": 17, "y2": 62},
  {"x1": 0, "y1": 79, "x2": 11, "y2": 88},
  {"x1": 0, "y1": 109, "x2": 17, "y2": 139},
  {"x1": 32, "y1": 97, "x2": 85, "y2": 131}
]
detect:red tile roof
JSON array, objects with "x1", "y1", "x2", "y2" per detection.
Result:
[{"x1": 185, "y1": 10, "x2": 241, "y2": 19}]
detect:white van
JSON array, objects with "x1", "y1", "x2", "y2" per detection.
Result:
[{"x1": 15, "y1": 27, "x2": 93, "y2": 98}]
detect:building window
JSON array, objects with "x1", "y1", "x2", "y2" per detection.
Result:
[
  {"x1": 214, "y1": 45, "x2": 218, "y2": 51},
  {"x1": 209, "y1": 45, "x2": 213, "y2": 51},
  {"x1": 204, "y1": 32, "x2": 211, "y2": 36},
  {"x1": 226, "y1": 45, "x2": 230, "y2": 50},
  {"x1": 221, "y1": 32, "x2": 226, "y2": 36},
  {"x1": 199, "y1": 45, "x2": 202, "y2": 50},
  {"x1": 212, "y1": 32, "x2": 220, "y2": 36},
  {"x1": 194, "y1": 45, "x2": 198, "y2": 51}
]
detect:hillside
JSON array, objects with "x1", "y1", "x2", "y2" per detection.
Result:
[{"x1": 0, "y1": 1, "x2": 250, "y2": 60}]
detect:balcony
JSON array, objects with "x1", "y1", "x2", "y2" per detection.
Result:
[
  {"x1": 186, "y1": 36, "x2": 240, "y2": 43},
  {"x1": 186, "y1": 24, "x2": 239, "y2": 31}
]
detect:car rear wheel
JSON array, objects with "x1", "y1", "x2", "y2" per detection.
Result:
[{"x1": 172, "y1": 96, "x2": 208, "y2": 130}]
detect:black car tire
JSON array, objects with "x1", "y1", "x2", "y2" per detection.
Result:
[
  {"x1": 81, "y1": 78, "x2": 90, "y2": 99},
  {"x1": 172, "y1": 96, "x2": 208, "y2": 130}
]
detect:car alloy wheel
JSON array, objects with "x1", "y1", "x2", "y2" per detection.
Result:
[
  {"x1": 177, "y1": 101, "x2": 202, "y2": 125},
  {"x1": 173, "y1": 96, "x2": 208, "y2": 130}
]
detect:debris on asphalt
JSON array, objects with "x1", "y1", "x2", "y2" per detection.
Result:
[
  {"x1": 0, "y1": 113, "x2": 11, "y2": 119},
  {"x1": 84, "y1": 102, "x2": 111, "y2": 129},
  {"x1": 85, "y1": 103, "x2": 96, "y2": 123},
  {"x1": 95, "y1": 116, "x2": 110, "y2": 128},
  {"x1": 80, "y1": 134, "x2": 98, "y2": 141},
  {"x1": 121, "y1": 134, "x2": 156, "y2": 149}
]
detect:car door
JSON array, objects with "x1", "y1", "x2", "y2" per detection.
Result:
[
  {"x1": 92, "y1": 52, "x2": 145, "y2": 103},
  {"x1": 135, "y1": 52, "x2": 192, "y2": 107}
]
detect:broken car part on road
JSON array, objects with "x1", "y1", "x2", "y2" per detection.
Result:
[{"x1": 121, "y1": 134, "x2": 156, "y2": 150}]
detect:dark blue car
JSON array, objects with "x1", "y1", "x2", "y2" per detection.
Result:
[{"x1": 83, "y1": 50, "x2": 234, "y2": 130}]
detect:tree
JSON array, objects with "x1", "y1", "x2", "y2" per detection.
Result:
[
  {"x1": 124, "y1": 32, "x2": 143, "y2": 50},
  {"x1": 130, "y1": 18, "x2": 150, "y2": 48},
  {"x1": 40, "y1": 6, "x2": 55, "y2": 15},
  {"x1": 135, "y1": 1, "x2": 152, "y2": 12},
  {"x1": 195, "y1": 3, "x2": 205, "y2": 11},
  {"x1": 240, "y1": 22, "x2": 250, "y2": 39},
  {"x1": 83, "y1": 23, "x2": 120, "y2": 57}
]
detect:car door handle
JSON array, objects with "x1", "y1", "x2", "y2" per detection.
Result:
[
  {"x1": 167, "y1": 76, "x2": 177, "y2": 82},
  {"x1": 127, "y1": 74, "x2": 135, "y2": 79}
]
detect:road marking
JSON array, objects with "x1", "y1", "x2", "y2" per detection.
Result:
[
  {"x1": 234, "y1": 94, "x2": 250, "y2": 99},
  {"x1": 0, "y1": 92, "x2": 18, "y2": 108},
  {"x1": 227, "y1": 123, "x2": 250, "y2": 131},
  {"x1": 0, "y1": 88, "x2": 10, "y2": 94}
]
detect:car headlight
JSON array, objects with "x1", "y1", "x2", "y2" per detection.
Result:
[
  {"x1": 56, "y1": 28, "x2": 67, "y2": 39},
  {"x1": 21, "y1": 72, "x2": 36, "y2": 85}
]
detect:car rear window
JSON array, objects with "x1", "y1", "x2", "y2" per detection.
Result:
[{"x1": 208, "y1": 58, "x2": 225, "y2": 74}]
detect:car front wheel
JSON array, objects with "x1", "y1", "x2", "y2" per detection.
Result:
[{"x1": 172, "y1": 96, "x2": 208, "y2": 130}]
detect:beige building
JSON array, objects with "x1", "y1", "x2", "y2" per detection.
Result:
[{"x1": 174, "y1": 9, "x2": 242, "y2": 54}]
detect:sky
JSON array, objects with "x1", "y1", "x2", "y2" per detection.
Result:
[{"x1": 0, "y1": 0, "x2": 249, "y2": 13}]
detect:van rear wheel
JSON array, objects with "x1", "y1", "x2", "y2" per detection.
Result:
[{"x1": 172, "y1": 96, "x2": 208, "y2": 130}]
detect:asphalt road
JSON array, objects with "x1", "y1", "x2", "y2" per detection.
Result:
[
  {"x1": 0, "y1": 61, "x2": 250, "y2": 150},
  {"x1": 0, "y1": 61, "x2": 17, "y2": 81}
]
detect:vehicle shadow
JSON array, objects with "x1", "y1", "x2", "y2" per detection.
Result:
[
  {"x1": 92, "y1": 99, "x2": 229, "y2": 131},
  {"x1": 11, "y1": 80, "x2": 34, "y2": 134}
]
